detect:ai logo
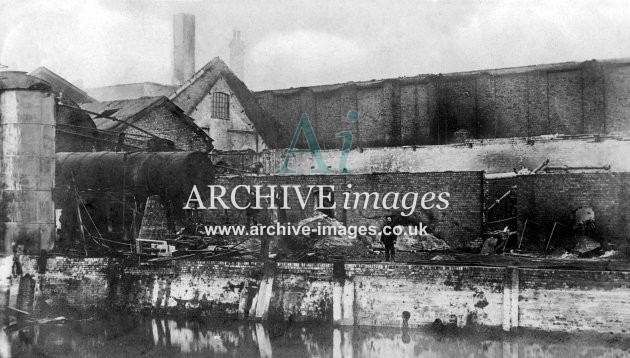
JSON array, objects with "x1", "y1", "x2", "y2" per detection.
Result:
[{"x1": 276, "y1": 110, "x2": 358, "y2": 174}]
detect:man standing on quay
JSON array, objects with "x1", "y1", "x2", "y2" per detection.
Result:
[{"x1": 381, "y1": 216, "x2": 397, "y2": 262}]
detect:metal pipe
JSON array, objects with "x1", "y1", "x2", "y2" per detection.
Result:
[
  {"x1": 57, "y1": 123, "x2": 151, "y2": 138},
  {"x1": 58, "y1": 103, "x2": 161, "y2": 139},
  {"x1": 485, "y1": 172, "x2": 518, "y2": 179},
  {"x1": 545, "y1": 222, "x2": 558, "y2": 251},
  {"x1": 488, "y1": 190, "x2": 512, "y2": 211},
  {"x1": 544, "y1": 165, "x2": 611, "y2": 171},
  {"x1": 486, "y1": 216, "x2": 518, "y2": 224},
  {"x1": 531, "y1": 159, "x2": 550, "y2": 174},
  {"x1": 518, "y1": 219, "x2": 527, "y2": 249}
]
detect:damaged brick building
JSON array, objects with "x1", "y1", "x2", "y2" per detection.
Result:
[
  {"x1": 81, "y1": 96, "x2": 213, "y2": 152},
  {"x1": 8, "y1": 12, "x2": 630, "y2": 259},
  {"x1": 253, "y1": 59, "x2": 630, "y2": 149},
  {"x1": 198, "y1": 57, "x2": 630, "y2": 255},
  {"x1": 2, "y1": 13, "x2": 630, "y2": 337}
]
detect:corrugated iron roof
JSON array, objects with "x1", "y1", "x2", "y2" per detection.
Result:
[
  {"x1": 80, "y1": 96, "x2": 165, "y2": 131},
  {"x1": 0, "y1": 71, "x2": 52, "y2": 91},
  {"x1": 79, "y1": 96, "x2": 214, "y2": 151},
  {"x1": 29, "y1": 66, "x2": 95, "y2": 103},
  {"x1": 85, "y1": 82, "x2": 176, "y2": 102}
]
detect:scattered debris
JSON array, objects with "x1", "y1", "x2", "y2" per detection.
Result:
[
  {"x1": 136, "y1": 239, "x2": 176, "y2": 257},
  {"x1": 7, "y1": 306, "x2": 30, "y2": 315},
  {"x1": 480, "y1": 238, "x2": 499, "y2": 255},
  {"x1": 397, "y1": 232, "x2": 450, "y2": 252},
  {"x1": 480, "y1": 227, "x2": 516, "y2": 254},
  {"x1": 293, "y1": 212, "x2": 373, "y2": 260},
  {"x1": 431, "y1": 254, "x2": 455, "y2": 261},
  {"x1": 6, "y1": 316, "x2": 67, "y2": 333},
  {"x1": 573, "y1": 207, "x2": 595, "y2": 229},
  {"x1": 600, "y1": 250, "x2": 617, "y2": 258},
  {"x1": 574, "y1": 235, "x2": 601, "y2": 255},
  {"x1": 539, "y1": 133, "x2": 559, "y2": 140},
  {"x1": 32, "y1": 316, "x2": 66, "y2": 324},
  {"x1": 559, "y1": 251, "x2": 578, "y2": 259}
]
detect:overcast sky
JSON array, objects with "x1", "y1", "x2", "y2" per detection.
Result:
[{"x1": 1, "y1": 0, "x2": 629, "y2": 91}]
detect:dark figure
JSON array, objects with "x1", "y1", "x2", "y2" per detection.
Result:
[
  {"x1": 381, "y1": 216, "x2": 397, "y2": 262},
  {"x1": 12, "y1": 243, "x2": 22, "y2": 277},
  {"x1": 245, "y1": 193, "x2": 260, "y2": 225}
]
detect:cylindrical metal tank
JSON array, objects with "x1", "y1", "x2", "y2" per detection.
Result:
[
  {"x1": 0, "y1": 73, "x2": 56, "y2": 255},
  {"x1": 55, "y1": 151, "x2": 215, "y2": 198}
]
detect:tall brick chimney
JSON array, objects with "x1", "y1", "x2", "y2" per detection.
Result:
[
  {"x1": 173, "y1": 13, "x2": 195, "y2": 86},
  {"x1": 229, "y1": 30, "x2": 245, "y2": 80}
]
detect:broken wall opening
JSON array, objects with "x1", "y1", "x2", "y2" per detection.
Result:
[{"x1": 516, "y1": 172, "x2": 630, "y2": 255}]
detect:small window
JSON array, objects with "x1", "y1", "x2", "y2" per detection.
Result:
[
  {"x1": 212, "y1": 92, "x2": 230, "y2": 120},
  {"x1": 201, "y1": 126, "x2": 211, "y2": 135}
]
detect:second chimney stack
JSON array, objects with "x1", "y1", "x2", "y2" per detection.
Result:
[{"x1": 173, "y1": 13, "x2": 195, "y2": 85}]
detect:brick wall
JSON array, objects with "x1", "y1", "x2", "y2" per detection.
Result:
[
  {"x1": 254, "y1": 60, "x2": 630, "y2": 149},
  {"x1": 516, "y1": 173, "x2": 630, "y2": 252},
  {"x1": 269, "y1": 262, "x2": 333, "y2": 322},
  {"x1": 37, "y1": 257, "x2": 111, "y2": 310},
  {"x1": 485, "y1": 177, "x2": 519, "y2": 229},
  {"x1": 118, "y1": 260, "x2": 261, "y2": 317},
  {"x1": 346, "y1": 264, "x2": 505, "y2": 327},
  {"x1": 23, "y1": 257, "x2": 630, "y2": 334},
  {"x1": 122, "y1": 104, "x2": 211, "y2": 152},
  {"x1": 209, "y1": 171, "x2": 484, "y2": 248},
  {"x1": 518, "y1": 268, "x2": 630, "y2": 333},
  {"x1": 605, "y1": 64, "x2": 630, "y2": 133}
]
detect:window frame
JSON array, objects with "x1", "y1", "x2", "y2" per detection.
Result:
[{"x1": 212, "y1": 92, "x2": 230, "y2": 120}]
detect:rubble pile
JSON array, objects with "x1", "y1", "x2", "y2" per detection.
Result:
[
  {"x1": 271, "y1": 213, "x2": 454, "y2": 261},
  {"x1": 396, "y1": 231, "x2": 450, "y2": 252},
  {"x1": 289, "y1": 213, "x2": 374, "y2": 260}
]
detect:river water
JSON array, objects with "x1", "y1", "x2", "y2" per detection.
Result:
[{"x1": 2, "y1": 315, "x2": 629, "y2": 357}]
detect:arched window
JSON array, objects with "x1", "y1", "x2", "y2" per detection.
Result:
[{"x1": 212, "y1": 92, "x2": 230, "y2": 119}]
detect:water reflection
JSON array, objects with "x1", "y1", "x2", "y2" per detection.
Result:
[{"x1": 2, "y1": 315, "x2": 630, "y2": 357}]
